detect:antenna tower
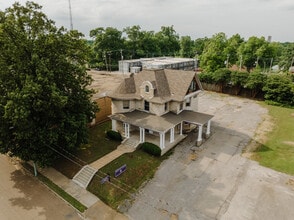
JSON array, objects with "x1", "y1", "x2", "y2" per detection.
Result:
[{"x1": 68, "y1": 0, "x2": 73, "y2": 30}]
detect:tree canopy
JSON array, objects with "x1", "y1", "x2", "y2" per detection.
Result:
[{"x1": 0, "y1": 2, "x2": 97, "y2": 166}]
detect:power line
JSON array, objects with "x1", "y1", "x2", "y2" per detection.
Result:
[
  {"x1": 47, "y1": 144, "x2": 83, "y2": 168},
  {"x1": 46, "y1": 144, "x2": 166, "y2": 212}
]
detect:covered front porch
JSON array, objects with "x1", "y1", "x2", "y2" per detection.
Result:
[{"x1": 110, "y1": 110, "x2": 213, "y2": 155}]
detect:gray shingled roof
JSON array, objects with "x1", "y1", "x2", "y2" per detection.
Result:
[{"x1": 108, "y1": 69, "x2": 202, "y2": 103}]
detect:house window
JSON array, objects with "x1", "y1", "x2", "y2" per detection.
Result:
[
  {"x1": 144, "y1": 100, "x2": 150, "y2": 111},
  {"x1": 123, "y1": 100, "x2": 130, "y2": 109},
  {"x1": 189, "y1": 80, "x2": 197, "y2": 92},
  {"x1": 164, "y1": 102, "x2": 168, "y2": 111},
  {"x1": 145, "y1": 85, "x2": 149, "y2": 93},
  {"x1": 186, "y1": 97, "x2": 191, "y2": 107},
  {"x1": 179, "y1": 103, "x2": 183, "y2": 111}
]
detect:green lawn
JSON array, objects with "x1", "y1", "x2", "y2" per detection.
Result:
[
  {"x1": 252, "y1": 104, "x2": 294, "y2": 175},
  {"x1": 87, "y1": 149, "x2": 172, "y2": 210},
  {"x1": 53, "y1": 121, "x2": 120, "y2": 178}
]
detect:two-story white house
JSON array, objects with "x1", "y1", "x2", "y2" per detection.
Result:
[{"x1": 108, "y1": 69, "x2": 213, "y2": 155}]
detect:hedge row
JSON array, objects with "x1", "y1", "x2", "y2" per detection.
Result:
[
  {"x1": 106, "y1": 130, "x2": 122, "y2": 141},
  {"x1": 199, "y1": 68, "x2": 294, "y2": 107}
]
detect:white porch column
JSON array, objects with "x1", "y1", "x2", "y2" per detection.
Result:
[
  {"x1": 180, "y1": 122, "x2": 183, "y2": 135},
  {"x1": 127, "y1": 123, "x2": 130, "y2": 138},
  {"x1": 160, "y1": 132, "x2": 165, "y2": 149},
  {"x1": 197, "y1": 125, "x2": 203, "y2": 146},
  {"x1": 124, "y1": 123, "x2": 130, "y2": 138},
  {"x1": 206, "y1": 120, "x2": 211, "y2": 138},
  {"x1": 112, "y1": 119, "x2": 117, "y2": 131},
  {"x1": 170, "y1": 127, "x2": 175, "y2": 143},
  {"x1": 139, "y1": 127, "x2": 145, "y2": 143}
]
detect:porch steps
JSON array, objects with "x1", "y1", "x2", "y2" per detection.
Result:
[
  {"x1": 120, "y1": 138, "x2": 140, "y2": 149},
  {"x1": 72, "y1": 165, "x2": 97, "y2": 189}
]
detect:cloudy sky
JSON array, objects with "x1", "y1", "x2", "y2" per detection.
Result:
[{"x1": 1, "y1": 0, "x2": 293, "y2": 42}]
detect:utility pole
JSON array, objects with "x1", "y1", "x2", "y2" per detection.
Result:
[
  {"x1": 226, "y1": 54, "x2": 230, "y2": 68},
  {"x1": 269, "y1": 58, "x2": 273, "y2": 72},
  {"x1": 108, "y1": 52, "x2": 112, "y2": 72},
  {"x1": 194, "y1": 52, "x2": 198, "y2": 72},
  {"x1": 68, "y1": 0, "x2": 73, "y2": 30},
  {"x1": 120, "y1": 49, "x2": 123, "y2": 60},
  {"x1": 239, "y1": 55, "x2": 243, "y2": 71},
  {"x1": 104, "y1": 52, "x2": 108, "y2": 71}
]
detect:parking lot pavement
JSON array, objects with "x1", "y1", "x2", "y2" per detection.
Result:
[
  {"x1": 0, "y1": 155, "x2": 82, "y2": 220},
  {"x1": 126, "y1": 92, "x2": 294, "y2": 220}
]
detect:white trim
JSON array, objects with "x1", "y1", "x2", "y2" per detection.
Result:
[
  {"x1": 139, "y1": 127, "x2": 145, "y2": 143},
  {"x1": 160, "y1": 132, "x2": 165, "y2": 149},
  {"x1": 170, "y1": 127, "x2": 175, "y2": 143},
  {"x1": 197, "y1": 125, "x2": 203, "y2": 143},
  {"x1": 112, "y1": 119, "x2": 117, "y2": 131},
  {"x1": 206, "y1": 120, "x2": 211, "y2": 136}
]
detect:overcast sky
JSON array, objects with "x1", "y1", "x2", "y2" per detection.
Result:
[{"x1": 1, "y1": 0, "x2": 293, "y2": 42}]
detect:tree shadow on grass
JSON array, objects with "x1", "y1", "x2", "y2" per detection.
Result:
[{"x1": 254, "y1": 144, "x2": 273, "y2": 152}]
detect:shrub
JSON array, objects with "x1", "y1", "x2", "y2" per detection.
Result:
[
  {"x1": 263, "y1": 74, "x2": 294, "y2": 107},
  {"x1": 141, "y1": 142, "x2": 161, "y2": 157},
  {"x1": 199, "y1": 72, "x2": 214, "y2": 84},
  {"x1": 106, "y1": 130, "x2": 122, "y2": 141}
]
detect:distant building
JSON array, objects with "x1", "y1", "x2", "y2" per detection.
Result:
[{"x1": 119, "y1": 57, "x2": 196, "y2": 73}]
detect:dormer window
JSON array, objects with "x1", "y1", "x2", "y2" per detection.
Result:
[{"x1": 141, "y1": 81, "x2": 154, "y2": 99}]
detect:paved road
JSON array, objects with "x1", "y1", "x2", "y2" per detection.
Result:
[
  {"x1": 0, "y1": 155, "x2": 82, "y2": 220},
  {"x1": 127, "y1": 92, "x2": 294, "y2": 220}
]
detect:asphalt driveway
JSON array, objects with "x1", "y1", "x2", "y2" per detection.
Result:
[{"x1": 126, "y1": 92, "x2": 294, "y2": 220}]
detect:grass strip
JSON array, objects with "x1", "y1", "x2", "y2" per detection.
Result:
[
  {"x1": 252, "y1": 104, "x2": 294, "y2": 175},
  {"x1": 87, "y1": 149, "x2": 173, "y2": 210},
  {"x1": 22, "y1": 163, "x2": 87, "y2": 213}
]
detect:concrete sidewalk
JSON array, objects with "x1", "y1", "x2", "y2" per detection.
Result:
[
  {"x1": 39, "y1": 167, "x2": 128, "y2": 220},
  {"x1": 90, "y1": 146, "x2": 134, "y2": 170},
  {"x1": 36, "y1": 138, "x2": 139, "y2": 219},
  {"x1": 39, "y1": 167, "x2": 99, "y2": 208}
]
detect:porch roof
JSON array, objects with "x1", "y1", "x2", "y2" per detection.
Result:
[{"x1": 109, "y1": 110, "x2": 213, "y2": 133}]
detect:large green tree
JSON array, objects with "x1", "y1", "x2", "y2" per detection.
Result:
[
  {"x1": 123, "y1": 25, "x2": 143, "y2": 58},
  {"x1": 200, "y1": 32, "x2": 228, "y2": 72},
  {"x1": 237, "y1": 36, "x2": 278, "y2": 72},
  {"x1": 90, "y1": 27, "x2": 125, "y2": 70},
  {"x1": 179, "y1": 36, "x2": 195, "y2": 58},
  {"x1": 224, "y1": 34, "x2": 244, "y2": 67},
  {"x1": 155, "y1": 26, "x2": 180, "y2": 56},
  {"x1": 0, "y1": 2, "x2": 97, "y2": 166}
]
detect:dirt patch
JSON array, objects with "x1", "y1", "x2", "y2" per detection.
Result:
[
  {"x1": 286, "y1": 178, "x2": 294, "y2": 190},
  {"x1": 188, "y1": 153, "x2": 198, "y2": 161},
  {"x1": 291, "y1": 113, "x2": 294, "y2": 117},
  {"x1": 87, "y1": 70, "x2": 126, "y2": 99},
  {"x1": 243, "y1": 112, "x2": 274, "y2": 157},
  {"x1": 283, "y1": 141, "x2": 294, "y2": 147},
  {"x1": 170, "y1": 213, "x2": 178, "y2": 220}
]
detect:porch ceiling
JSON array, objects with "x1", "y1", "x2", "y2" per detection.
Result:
[{"x1": 110, "y1": 110, "x2": 213, "y2": 133}]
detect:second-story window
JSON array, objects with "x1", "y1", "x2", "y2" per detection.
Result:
[
  {"x1": 123, "y1": 100, "x2": 130, "y2": 109},
  {"x1": 145, "y1": 85, "x2": 149, "y2": 93},
  {"x1": 186, "y1": 97, "x2": 191, "y2": 107},
  {"x1": 179, "y1": 103, "x2": 183, "y2": 111},
  {"x1": 165, "y1": 102, "x2": 168, "y2": 111},
  {"x1": 144, "y1": 100, "x2": 150, "y2": 111}
]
